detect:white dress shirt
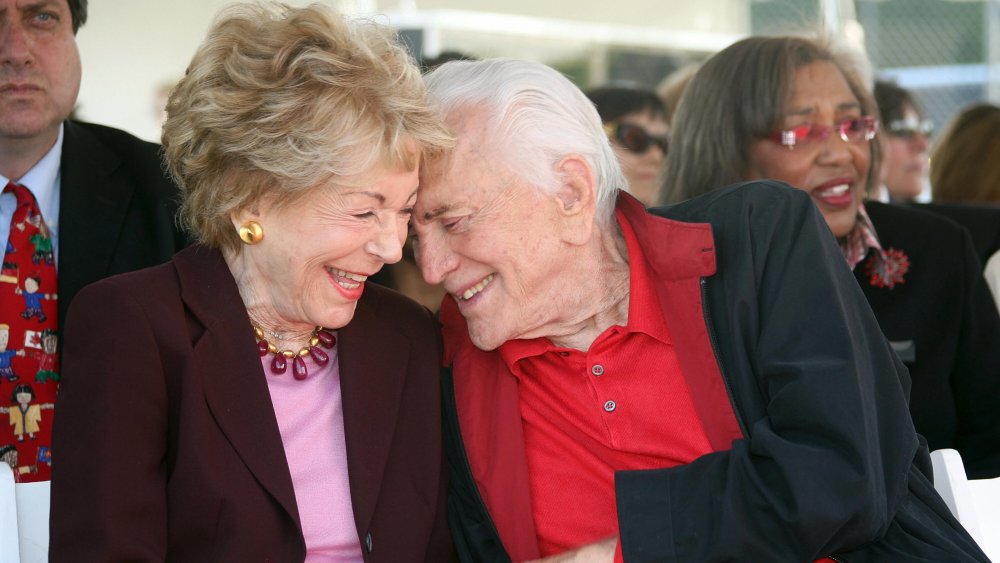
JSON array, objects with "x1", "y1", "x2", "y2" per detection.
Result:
[{"x1": 0, "y1": 124, "x2": 64, "y2": 267}]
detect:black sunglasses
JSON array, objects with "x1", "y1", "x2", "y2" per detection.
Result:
[{"x1": 605, "y1": 123, "x2": 669, "y2": 155}]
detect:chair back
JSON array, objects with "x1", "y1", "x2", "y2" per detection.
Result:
[
  {"x1": 0, "y1": 463, "x2": 19, "y2": 563},
  {"x1": 931, "y1": 448, "x2": 1000, "y2": 560},
  {"x1": 14, "y1": 480, "x2": 50, "y2": 563},
  {"x1": 0, "y1": 464, "x2": 51, "y2": 563}
]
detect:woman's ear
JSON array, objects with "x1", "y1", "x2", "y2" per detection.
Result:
[{"x1": 230, "y1": 204, "x2": 262, "y2": 230}]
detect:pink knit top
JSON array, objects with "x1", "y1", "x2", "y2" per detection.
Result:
[{"x1": 262, "y1": 340, "x2": 363, "y2": 562}]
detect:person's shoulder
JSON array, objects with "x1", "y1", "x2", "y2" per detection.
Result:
[
  {"x1": 906, "y1": 201, "x2": 1000, "y2": 262},
  {"x1": 653, "y1": 180, "x2": 812, "y2": 223},
  {"x1": 64, "y1": 120, "x2": 169, "y2": 179},
  {"x1": 63, "y1": 255, "x2": 193, "y2": 343},
  {"x1": 909, "y1": 201, "x2": 1000, "y2": 227},
  {"x1": 866, "y1": 201, "x2": 968, "y2": 241},
  {"x1": 70, "y1": 254, "x2": 180, "y2": 312},
  {"x1": 66, "y1": 120, "x2": 161, "y2": 157},
  {"x1": 864, "y1": 202, "x2": 978, "y2": 277}
]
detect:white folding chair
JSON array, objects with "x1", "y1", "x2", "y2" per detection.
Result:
[
  {"x1": 931, "y1": 448, "x2": 1000, "y2": 560},
  {"x1": 0, "y1": 463, "x2": 20, "y2": 563},
  {"x1": 14, "y1": 479, "x2": 49, "y2": 563},
  {"x1": 0, "y1": 464, "x2": 50, "y2": 563}
]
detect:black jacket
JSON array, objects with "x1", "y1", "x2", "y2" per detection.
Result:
[
  {"x1": 442, "y1": 183, "x2": 987, "y2": 562},
  {"x1": 860, "y1": 202, "x2": 1000, "y2": 478},
  {"x1": 57, "y1": 120, "x2": 190, "y2": 327},
  {"x1": 905, "y1": 201, "x2": 1000, "y2": 268}
]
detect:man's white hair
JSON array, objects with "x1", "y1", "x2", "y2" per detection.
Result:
[{"x1": 423, "y1": 58, "x2": 626, "y2": 224}]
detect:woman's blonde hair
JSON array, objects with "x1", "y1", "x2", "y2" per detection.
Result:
[
  {"x1": 162, "y1": 2, "x2": 453, "y2": 252},
  {"x1": 930, "y1": 103, "x2": 1000, "y2": 204}
]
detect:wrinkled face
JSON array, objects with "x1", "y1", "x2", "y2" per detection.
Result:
[
  {"x1": 236, "y1": 164, "x2": 420, "y2": 331},
  {"x1": 883, "y1": 105, "x2": 929, "y2": 201},
  {"x1": 610, "y1": 110, "x2": 668, "y2": 206},
  {"x1": 413, "y1": 107, "x2": 581, "y2": 351},
  {"x1": 0, "y1": 0, "x2": 81, "y2": 147},
  {"x1": 748, "y1": 60, "x2": 871, "y2": 238}
]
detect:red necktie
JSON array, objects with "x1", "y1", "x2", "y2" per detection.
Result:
[{"x1": 0, "y1": 181, "x2": 58, "y2": 483}]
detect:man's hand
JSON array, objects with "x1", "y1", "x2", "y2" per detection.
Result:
[{"x1": 523, "y1": 537, "x2": 617, "y2": 563}]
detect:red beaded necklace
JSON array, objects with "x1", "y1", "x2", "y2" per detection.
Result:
[{"x1": 253, "y1": 323, "x2": 337, "y2": 380}]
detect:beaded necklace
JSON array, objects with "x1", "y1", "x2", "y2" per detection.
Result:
[{"x1": 253, "y1": 323, "x2": 336, "y2": 380}]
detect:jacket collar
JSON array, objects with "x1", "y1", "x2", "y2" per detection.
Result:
[{"x1": 618, "y1": 191, "x2": 716, "y2": 280}]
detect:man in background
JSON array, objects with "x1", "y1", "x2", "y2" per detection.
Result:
[{"x1": 0, "y1": 0, "x2": 187, "y2": 484}]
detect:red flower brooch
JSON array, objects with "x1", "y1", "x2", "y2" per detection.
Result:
[{"x1": 865, "y1": 248, "x2": 910, "y2": 289}]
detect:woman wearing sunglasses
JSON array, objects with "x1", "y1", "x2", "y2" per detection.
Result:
[
  {"x1": 661, "y1": 35, "x2": 1000, "y2": 479},
  {"x1": 585, "y1": 86, "x2": 669, "y2": 205},
  {"x1": 874, "y1": 80, "x2": 934, "y2": 202}
]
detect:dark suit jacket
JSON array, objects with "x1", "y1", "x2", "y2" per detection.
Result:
[
  {"x1": 860, "y1": 202, "x2": 1000, "y2": 478},
  {"x1": 905, "y1": 201, "x2": 1000, "y2": 268},
  {"x1": 50, "y1": 245, "x2": 451, "y2": 562},
  {"x1": 57, "y1": 120, "x2": 189, "y2": 327}
]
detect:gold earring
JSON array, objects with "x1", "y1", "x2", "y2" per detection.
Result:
[{"x1": 238, "y1": 221, "x2": 264, "y2": 245}]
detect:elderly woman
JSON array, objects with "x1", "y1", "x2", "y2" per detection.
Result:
[
  {"x1": 49, "y1": 4, "x2": 453, "y2": 562},
  {"x1": 661, "y1": 35, "x2": 1000, "y2": 478},
  {"x1": 584, "y1": 86, "x2": 669, "y2": 205}
]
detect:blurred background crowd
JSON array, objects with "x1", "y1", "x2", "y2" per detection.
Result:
[{"x1": 81, "y1": 0, "x2": 1000, "y2": 188}]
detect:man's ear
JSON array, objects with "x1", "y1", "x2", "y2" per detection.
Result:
[{"x1": 553, "y1": 154, "x2": 597, "y2": 245}]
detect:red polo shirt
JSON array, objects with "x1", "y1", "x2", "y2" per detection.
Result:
[
  {"x1": 496, "y1": 210, "x2": 836, "y2": 563},
  {"x1": 498, "y1": 210, "x2": 714, "y2": 557}
]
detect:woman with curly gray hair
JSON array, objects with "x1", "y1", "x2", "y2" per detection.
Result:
[{"x1": 50, "y1": 3, "x2": 454, "y2": 561}]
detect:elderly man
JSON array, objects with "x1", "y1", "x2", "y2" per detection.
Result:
[
  {"x1": 412, "y1": 59, "x2": 987, "y2": 562},
  {"x1": 1, "y1": 0, "x2": 187, "y2": 486}
]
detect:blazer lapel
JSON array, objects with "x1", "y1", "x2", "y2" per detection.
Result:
[
  {"x1": 57, "y1": 121, "x2": 134, "y2": 325},
  {"x1": 338, "y1": 295, "x2": 409, "y2": 534},
  {"x1": 174, "y1": 246, "x2": 301, "y2": 529}
]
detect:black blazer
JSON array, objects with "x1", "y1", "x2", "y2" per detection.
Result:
[
  {"x1": 52, "y1": 245, "x2": 452, "y2": 562},
  {"x1": 860, "y1": 201, "x2": 1000, "y2": 477},
  {"x1": 56, "y1": 120, "x2": 190, "y2": 327}
]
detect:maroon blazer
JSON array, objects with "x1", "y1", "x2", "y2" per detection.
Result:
[{"x1": 50, "y1": 245, "x2": 452, "y2": 563}]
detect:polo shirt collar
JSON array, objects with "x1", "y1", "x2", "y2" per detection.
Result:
[{"x1": 498, "y1": 202, "x2": 671, "y2": 369}]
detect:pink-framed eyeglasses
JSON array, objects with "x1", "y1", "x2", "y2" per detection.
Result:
[{"x1": 766, "y1": 116, "x2": 879, "y2": 149}]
